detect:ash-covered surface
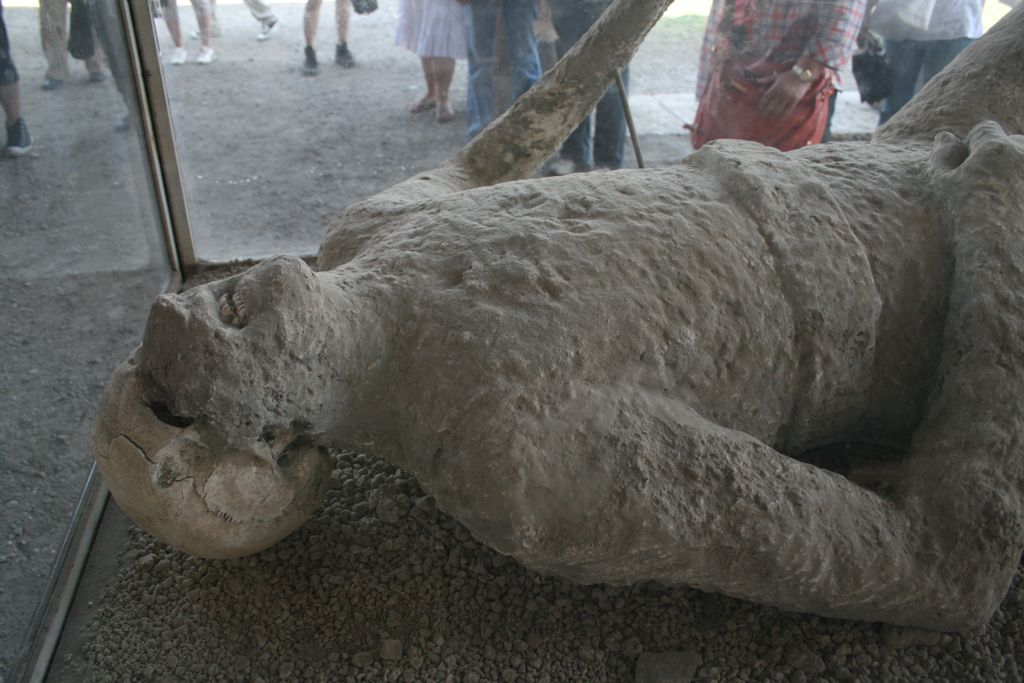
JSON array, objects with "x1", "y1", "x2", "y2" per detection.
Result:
[{"x1": 59, "y1": 450, "x2": 1023, "y2": 682}]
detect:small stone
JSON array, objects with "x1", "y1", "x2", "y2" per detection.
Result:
[
  {"x1": 381, "y1": 639, "x2": 403, "y2": 661},
  {"x1": 352, "y1": 651, "x2": 375, "y2": 667},
  {"x1": 786, "y1": 647, "x2": 825, "y2": 675},
  {"x1": 881, "y1": 625, "x2": 943, "y2": 650},
  {"x1": 622, "y1": 636, "x2": 644, "y2": 658},
  {"x1": 634, "y1": 651, "x2": 702, "y2": 683}
]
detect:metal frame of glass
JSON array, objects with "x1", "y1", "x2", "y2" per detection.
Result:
[{"x1": 10, "y1": 0, "x2": 194, "y2": 678}]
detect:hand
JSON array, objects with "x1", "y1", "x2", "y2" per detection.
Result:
[{"x1": 758, "y1": 70, "x2": 812, "y2": 119}]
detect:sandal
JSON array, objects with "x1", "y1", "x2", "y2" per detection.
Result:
[
  {"x1": 436, "y1": 104, "x2": 454, "y2": 123},
  {"x1": 410, "y1": 97, "x2": 437, "y2": 114}
]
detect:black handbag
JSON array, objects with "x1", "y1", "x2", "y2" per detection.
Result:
[
  {"x1": 351, "y1": 0, "x2": 377, "y2": 15},
  {"x1": 68, "y1": 0, "x2": 96, "y2": 60},
  {"x1": 852, "y1": 31, "x2": 891, "y2": 105}
]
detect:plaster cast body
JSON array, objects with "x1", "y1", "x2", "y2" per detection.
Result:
[{"x1": 94, "y1": 0, "x2": 1024, "y2": 632}]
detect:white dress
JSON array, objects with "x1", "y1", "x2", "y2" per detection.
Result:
[{"x1": 396, "y1": 0, "x2": 468, "y2": 60}]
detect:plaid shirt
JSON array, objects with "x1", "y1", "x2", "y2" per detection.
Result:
[{"x1": 697, "y1": 0, "x2": 867, "y2": 97}]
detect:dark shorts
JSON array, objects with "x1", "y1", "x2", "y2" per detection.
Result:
[{"x1": 0, "y1": 0, "x2": 19, "y2": 88}]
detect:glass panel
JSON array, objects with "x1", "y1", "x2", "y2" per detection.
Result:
[
  {"x1": 0, "y1": 0, "x2": 171, "y2": 670},
  {"x1": 157, "y1": 0, "x2": 465, "y2": 262}
]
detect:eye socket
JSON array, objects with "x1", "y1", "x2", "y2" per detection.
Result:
[{"x1": 149, "y1": 401, "x2": 194, "y2": 428}]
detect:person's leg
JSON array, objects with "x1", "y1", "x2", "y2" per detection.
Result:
[
  {"x1": 302, "y1": 0, "x2": 321, "y2": 73},
  {"x1": 549, "y1": 0, "x2": 591, "y2": 168},
  {"x1": 434, "y1": 56, "x2": 455, "y2": 122},
  {"x1": 207, "y1": 0, "x2": 218, "y2": 31},
  {"x1": 878, "y1": 39, "x2": 926, "y2": 125},
  {"x1": 412, "y1": 56, "x2": 438, "y2": 111},
  {"x1": 821, "y1": 90, "x2": 838, "y2": 143},
  {"x1": 304, "y1": 0, "x2": 321, "y2": 47},
  {"x1": 0, "y1": 80, "x2": 18, "y2": 123},
  {"x1": 245, "y1": 0, "x2": 277, "y2": 40},
  {"x1": 190, "y1": 0, "x2": 213, "y2": 52},
  {"x1": 84, "y1": 50, "x2": 105, "y2": 79},
  {"x1": 39, "y1": 0, "x2": 70, "y2": 85},
  {"x1": 500, "y1": 0, "x2": 540, "y2": 98},
  {"x1": 465, "y1": 0, "x2": 497, "y2": 139},
  {"x1": 334, "y1": 0, "x2": 354, "y2": 66},
  {"x1": 1, "y1": 7, "x2": 30, "y2": 155},
  {"x1": 593, "y1": 66, "x2": 627, "y2": 169},
  {"x1": 163, "y1": 0, "x2": 183, "y2": 48},
  {"x1": 919, "y1": 37, "x2": 974, "y2": 84},
  {"x1": 244, "y1": 0, "x2": 275, "y2": 22},
  {"x1": 88, "y1": 0, "x2": 133, "y2": 125}
]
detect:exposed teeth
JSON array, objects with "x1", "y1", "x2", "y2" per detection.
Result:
[
  {"x1": 217, "y1": 292, "x2": 247, "y2": 329},
  {"x1": 232, "y1": 292, "x2": 249, "y2": 326}
]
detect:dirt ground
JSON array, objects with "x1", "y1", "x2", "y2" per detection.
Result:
[
  {"x1": 130, "y1": 0, "x2": 704, "y2": 261},
  {"x1": 0, "y1": 2, "x2": 700, "y2": 675}
]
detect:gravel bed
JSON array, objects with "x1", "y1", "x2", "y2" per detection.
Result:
[{"x1": 65, "y1": 449, "x2": 1024, "y2": 682}]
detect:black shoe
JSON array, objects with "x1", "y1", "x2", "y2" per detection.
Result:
[
  {"x1": 335, "y1": 43, "x2": 355, "y2": 68},
  {"x1": 303, "y1": 46, "x2": 319, "y2": 76},
  {"x1": 6, "y1": 118, "x2": 31, "y2": 157},
  {"x1": 41, "y1": 78, "x2": 64, "y2": 91},
  {"x1": 88, "y1": 71, "x2": 106, "y2": 84}
]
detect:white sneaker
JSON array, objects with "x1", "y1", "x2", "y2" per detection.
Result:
[
  {"x1": 170, "y1": 47, "x2": 188, "y2": 65},
  {"x1": 256, "y1": 17, "x2": 279, "y2": 41},
  {"x1": 195, "y1": 47, "x2": 215, "y2": 64}
]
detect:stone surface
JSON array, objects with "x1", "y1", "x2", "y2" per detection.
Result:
[
  {"x1": 92, "y1": 0, "x2": 1024, "y2": 633},
  {"x1": 635, "y1": 650, "x2": 702, "y2": 682},
  {"x1": 381, "y1": 639, "x2": 404, "y2": 660},
  {"x1": 881, "y1": 626, "x2": 944, "y2": 651},
  {"x1": 60, "y1": 461, "x2": 1024, "y2": 681}
]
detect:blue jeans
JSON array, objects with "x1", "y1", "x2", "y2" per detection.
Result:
[
  {"x1": 465, "y1": 0, "x2": 541, "y2": 140},
  {"x1": 550, "y1": 0, "x2": 627, "y2": 169},
  {"x1": 879, "y1": 37, "x2": 974, "y2": 125}
]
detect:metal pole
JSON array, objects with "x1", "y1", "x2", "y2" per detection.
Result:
[
  {"x1": 615, "y1": 70, "x2": 644, "y2": 169},
  {"x1": 123, "y1": 0, "x2": 199, "y2": 276},
  {"x1": 11, "y1": 469, "x2": 109, "y2": 683}
]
